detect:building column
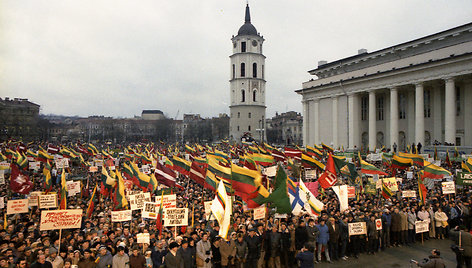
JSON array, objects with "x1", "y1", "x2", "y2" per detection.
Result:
[
  {"x1": 390, "y1": 87, "x2": 398, "y2": 150},
  {"x1": 348, "y1": 93, "x2": 355, "y2": 148},
  {"x1": 444, "y1": 77, "x2": 456, "y2": 144},
  {"x1": 464, "y1": 81, "x2": 472, "y2": 146},
  {"x1": 332, "y1": 96, "x2": 338, "y2": 149},
  {"x1": 415, "y1": 83, "x2": 424, "y2": 146},
  {"x1": 432, "y1": 83, "x2": 442, "y2": 143},
  {"x1": 368, "y1": 90, "x2": 376, "y2": 151},
  {"x1": 313, "y1": 99, "x2": 320, "y2": 145},
  {"x1": 302, "y1": 99, "x2": 310, "y2": 146}
]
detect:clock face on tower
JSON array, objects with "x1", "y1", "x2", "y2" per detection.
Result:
[{"x1": 252, "y1": 40, "x2": 258, "y2": 47}]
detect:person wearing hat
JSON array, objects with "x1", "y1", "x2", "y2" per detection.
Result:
[
  {"x1": 164, "y1": 242, "x2": 182, "y2": 268},
  {"x1": 196, "y1": 233, "x2": 212, "y2": 268},
  {"x1": 151, "y1": 240, "x2": 167, "y2": 268},
  {"x1": 77, "y1": 249, "x2": 95, "y2": 268},
  {"x1": 46, "y1": 247, "x2": 63, "y2": 268},
  {"x1": 96, "y1": 246, "x2": 112, "y2": 268},
  {"x1": 177, "y1": 239, "x2": 194, "y2": 268},
  {"x1": 112, "y1": 246, "x2": 129, "y2": 268},
  {"x1": 244, "y1": 228, "x2": 261, "y2": 268}
]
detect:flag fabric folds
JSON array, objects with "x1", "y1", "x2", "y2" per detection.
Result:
[
  {"x1": 462, "y1": 158, "x2": 472, "y2": 173},
  {"x1": 332, "y1": 185, "x2": 348, "y2": 212},
  {"x1": 360, "y1": 159, "x2": 388, "y2": 176},
  {"x1": 423, "y1": 160, "x2": 452, "y2": 179},
  {"x1": 60, "y1": 169, "x2": 67, "y2": 209},
  {"x1": 288, "y1": 177, "x2": 304, "y2": 216},
  {"x1": 86, "y1": 185, "x2": 98, "y2": 218},
  {"x1": 301, "y1": 153, "x2": 325, "y2": 171},
  {"x1": 398, "y1": 152, "x2": 424, "y2": 166},
  {"x1": 154, "y1": 161, "x2": 178, "y2": 188},
  {"x1": 10, "y1": 164, "x2": 33, "y2": 195},
  {"x1": 210, "y1": 180, "x2": 232, "y2": 240},
  {"x1": 265, "y1": 165, "x2": 292, "y2": 214},
  {"x1": 391, "y1": 154, "x2": 413, "y2": 169},
  {"x1": 299, "y1": 178, "x2": 324, "y2": 217},
  {"x1": 318, "y1": 154, "x2": 337, "y2": 189},
  {"x1": 381, "y1": 179, "x2": 393, "y2": 199},
  {"x1": 171, "y1": 156, "x2": 191, "y2": 176},
  {"x1": 114, "y1": 171, "x2": 129, "y2": 210},
  {"x1": 156, "y1": 192, "x2": 164, "y2": 236}
]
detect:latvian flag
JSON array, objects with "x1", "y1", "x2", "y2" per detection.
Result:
[
  {"x1": 155, "y1": 161, "x2": 178, "y2": 188},
  {"x1": 284, "y1": 147, "x2": 302, "y2": 161},
  {"x1": 47, "y1": 144, "x2": 60, "y2": 155}
]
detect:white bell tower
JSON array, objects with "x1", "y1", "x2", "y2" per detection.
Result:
[{"x1": 229, "y1": 4, "x2": 266, "y2": 143}]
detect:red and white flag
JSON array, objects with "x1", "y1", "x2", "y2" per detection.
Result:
[
  {"x1": 189, "y1": 162, "x2": 206, "y2": 186},
  {"x1": 284, "y1": 147, "x2": 301, "y2": 161},
  {"x1": 10, "y1": 165, "x2": 33, "y2": 195},
  {"x1": 318, "y1": 154, "x2": 337, "y2": 189},
  {"x1": 47, "y1": 144, "x2": 60, "y2": 154},
  {"x1": 154, "y1": 161, "x2": 177, "y2": 188}
]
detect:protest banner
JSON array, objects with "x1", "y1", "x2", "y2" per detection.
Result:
[
  {"x1": 111, "y1": 210, "x2": 132, "y2": 222},
  {"x1": 28, "y1": 191, "x2": 42, "y2": 207},
  {"x1": 347, "y1": 186, "x2": 356, "y2": 199},
  {"x1": 204, "y1": 201, "x2": 212, "y2": 215},
  {"x1": 89, "y1": 166, "x2": 98, "y2": 173},
  {"x1": 0, "y1": 172, "x2": 4, "y2": 185},
  {"x1": 40, "y1": 209, "x2": 83, "y2": 231},
  {"x1": 263, "y1": 165, "x2": 277, "y2": 177},
  {"x1": 163, "y1": 208, "x2": 188, "y2": 226},
  {"x1": 142, "y1": 202, "x2": 158, "y2": 219},
  {"x1": 154, "y1": 194, "x2": 177, "y2": 209},
  {"x1": 457, "y1": 172, "x2": 472, "y2": 186},
  {"x1": 375, "y1": 219, "x2": 382, "y2": 230},
  {"x1": 129, "y1": 192, "x2": 152, "y2": 210},
  {"x1": 55, "y1": 158, "x2": 69, "y2": 169},
  {"x1": 415, "y1": 220, "x2": 429, "y2": 234},
  {"x1": 348, "y1": 222, "x2": 367, "y2": 236},
  {"x1": 7, "y1": 199, "x2": 29, "y2": 215},
  {"x1": 367, "y1": 153, "x2": 382, "y2": 162},
  {"x1": 29, "y1": 161, "x2": 41, "y2": 170},
  {"x1": 402, "y1": 190, "x2": 417, "y2": 198},
  {"x1": 137, "y1": 233, "x2": 150, "y2": 244},
  {"x1": 442, "y1": 181, "x2": 456, "y2": 194},
  {"x1": 0, "y1": 162, "x2": 10, "y2": 170},
  {"x1": 253, "y1": 205, "x2": 266, "y2": 220},
  {"x1": 39, "y1": 194, "x2": 58, "y2": 209},
  {"x1": 94, "y1": 160, "x2": 104, "y2": 167},
  {"x1": 274, "y1": 213, "x2": 288, "y2": 219},
  {"x1": 383, "y1": 177, "x2": 398, "y2": 192},
  {"x1": 66, "y1": 181, "x2": 81, "y2": 197},
  {"x1": 0, "y1": 197, "x2": 4, "y2": 209}
]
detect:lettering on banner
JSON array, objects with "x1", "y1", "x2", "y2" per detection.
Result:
[
  {"x1": 348, "y1": 222, "x2": 367, "y2": 236},
  {"x1": 163, "y1": 208, "x2": 188, "y2": 227},
  {"x1": 55, "y1": 158, "x2": 69, "y2": 169},
  {"x1": 402, "y1": 190, "x2": 416, "y2": 198},
  {"x1": 129, "y1": 193, "x2": 151, "y2": 211},
  {"x1": 39, "y1": 194, "x2": 58, "y2": 209},
  {"x1": 89, "y1": 166, "x2": 98, "y2": 173},
  {"x1": 442, "y1": 181, "x2": 456, "y2": 195},
  {"x1": 204, "y1": 201, "x2": 212, "y2": 216},
  {"x1": 253, "y1": 205, "x2": 266, "y2": 220},
  {"x1": 0, "y1": 197, "x2": 4, "y2": 209},
  {"x1": 154, "y1": 194, "x2": 177, "y2": 209},
  {"x1": 383, "y1": 178, "x2": 398, "y2": 192},
  {"x1": 28, "y1": 191, "x2": 42, "y2": 207},
  {"x1": 347, "y1": 186, "x2": 356, "y2": 199},
  {"x1": 137, "y1": 233, "x2": 150, "y2": 244},
  {"x1": 415, "y1": 220, "x2": 429, "y2": 234},
  {"x1": 142, "y1": 202, "x2": 158, "y2": 220},
  {"x1": 7, "y1": 199, "x2": 29, "y2": 215},
  {"x1": 0, "y1": 172, "x2": 4, "y2": 185},
  {"x1": 66, "y1": 181, "x2": 81, "y2": 197},
  {"x1": 111, "y1": 210, "x2": 132, "y2": 222},
  {"x1": 40, "y1": 209, "x2": 83, "y2": 231},
  {"x1": 0, "y1": 162, "x2": 10, "y2": 170},
  {"x1": 375, "y1": 219, "x2": 382, "y2": 230},
  {"x1": 274, "y1": 213, "x2": 287, "y2": 219},
  {"x1": 29, "y1": 161, "x2": 41, "y2": 171}
]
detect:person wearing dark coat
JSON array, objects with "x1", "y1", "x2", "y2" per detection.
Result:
[
  {"x1": 129, "y1": 247, "x2": 147, "y2": 268},
  {"x1": 151, "y1": 240, "x2": 168, "y2": 268},
  {"x1": 450, "y1": 226, "x2": 472, "y2": 267},
  {"x1": 211, "y1": 236, "x2": 222, "y2": 268},
  {"x1": 296, "y1": 244, "x2": 314, "y2": 268},
  {"x1": 391, "y1": 208, "x2": 402, "y2": 247},
  {"x1": 177, "y1": 240, "x2": 195, "y2": 268},
  {"x1": 264, "y1": 225, "x2": 282, "y2": 267},
  {"x1": 245, "y1": 229, "x2": 261, "y2": 268},
  {"x1": 327, "y1": 217, "x2": 340, "y2": 261},
  {"x1": 412, "y1": 249, "x2": 445, "y2": 268},
  {"x1": 164, "y1": 242, "x2": 182, "y2": 268},
  {"x1": 295, "y1": 221, "x2": 308, "y2": 251},
  {"x1": 30, "y1": 254, "x2": 53, "y2": 268},
  {"x1": 367, "y1": 216, "x2": 379, "y2": 254},
  {"x1": 338, "y1": 216, "x2": 349, "y2": 260}
]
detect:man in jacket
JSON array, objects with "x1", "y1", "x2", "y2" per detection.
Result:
[
  {"x1": 129, "y1": 246, "x2": 146, "y2": 268},
  {"x1": 151, "y1": 240, "x2": 167, "y2": 268},
  {"x1": 305, "y1": 219, "x2": 319, "y2": 259},
  {"x1": 112, "y1": 246, "x2": 130, "y2": 268},
  {"x1": 245, "y1": 229, "x2": 261, "y2": 268},
  {"x1": 327, "y1": 217, "x2": 340, "y2": 261},
  {"x1": 316, "y1": 219, "x2": 331, "y2": 263},
  {"x1": 367, "y1": 215, "x2": 379, "y2": 254},
  {"x1": 408, "y1": 208, "x2": 417, "y2": 244},
  {"x1": 96, "y1": 247, "x2": 113, "y2": 268},
  {"x1": 450, "y1": 226, "x2": 472, "y2": 267},
  {"x1": 196, "y1": 233, "x2": 212, "y2": 268},
  {"x1": 78, "y1": 249, "x2": 96, "y2": 268},
  {"x1": 400, "y1": 207, "x2": 409, "y2": 245},
  {"x1": 265, "y1": 225, "x2": 281, "y2": 268},
  {"x1": 234, "y1": 233, "x2": 247, "y2": 268},
  {"x1": 391, "y1": 208, "x2": 402, "y2": 247},
  {"x1": 219, "y1": 236, "x2": 236, "y2": 268},
  {"x1": 381, "y1": 209, "x2": 392, "y2": 249},
  {"x1": 164, "y1": 242, "x2": 182, "y2": 268},
  {"x1": 338, "y1": 216, "x2": 349, "y2": 261},
  {"x1": 412, "y1": 249, "x2": 446, "y2": 268},
  {"x1": 178, "y1": 240, "x2": 195, "y2": 268}
]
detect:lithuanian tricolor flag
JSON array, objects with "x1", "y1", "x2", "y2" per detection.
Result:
[
  {"x1": 43, "y1": 161, "x2": 52, "y2": 193},
  {"x1": 207, "y1": 157, "x2": 231, "y2": 180},
  {"x1": 418, "y1": 172, "x2": 427, "y2": 205},
  {"x1": 423, "y1": 160, "x2": 451, "y2": 179},
  {"x1": 391, "y1": 154, "x2": 413, "y2": 169},
  {"x1": 381, "y1": 180, "x2": 393, "y2": 199},
  {"x1": 382, "y1": 153, "x2": 393, "y2": 166},
  {"x1": 398, "y1": 152, "x2": 424, "y2": 166},
  {"x1": 114, "y1": 171, "x2": 129, "y2": 210},
  {"x1": 230, "y1": 164, "x2": 269, "y2": 208},
  {"x1": 172, "y1": 155, "x2": 191, "y2": 176},
  {"x1": 301, "y1": 153, "x2": 325, "y2": 170},
  {"x1": 204, "y1": 169, "x2": 233, "y2": 194},
  {"x1": 130, "y1": 162, "x2": 151, "y2": 191},
  {"x1": 306, "y1": 145, "x2": 323, "y2": 159},
  {"x1": 60, "y1": 169, "x2": 67, "y2": 209},
  {"x1": 321, "y1": 143, "x2": 334, "y2": 153},
  {"x1": 361, "y1": 159, "x2": 388, "y2": 176},
  {"x1": 247, "y1": 153, "x2": 275, "y2": 167},
  {"x1": 463, "y1": 158, "x2": 472, "y2": 173},
  {"x1": 86, "y1": 185, "x2": 97, "y2": 218}
]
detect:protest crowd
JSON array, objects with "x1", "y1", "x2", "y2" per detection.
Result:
[{"x1": 1, "y1": 140, "x2": 472, "y2": 268}]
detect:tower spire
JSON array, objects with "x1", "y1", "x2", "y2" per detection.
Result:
[{"x1": 245, "y1": 3, "x2": 251, "y2": 23}]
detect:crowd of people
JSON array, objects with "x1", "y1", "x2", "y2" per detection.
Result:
[{"x1": 0, "y1": 140, "x2": 470, "y2": 268}]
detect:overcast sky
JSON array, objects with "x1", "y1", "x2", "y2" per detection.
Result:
[{"x1": 1, "y1": 1, "x2": 471, "y2": 119}]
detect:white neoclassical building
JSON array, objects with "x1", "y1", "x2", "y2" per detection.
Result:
[
  {"x1": 297, "y1": 23, "x2": 472, "y2": 151},
  {"x1": 229, "y1": 4, "x2": 266, "y2": 143}
]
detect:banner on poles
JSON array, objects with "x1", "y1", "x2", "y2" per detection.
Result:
[
  {"x1": 163, "y1": 208, "x2": 188, "y2": 226},
  {"x1": 111, "y1": 210, "x2": 132, "y2": 222},
  {"x1": 154, "y1": 194, "x2": 177, "y2": 209},
  {"x1": 29, "y1": 161, "x2": 41, "y2": 171},
  {"x1": 66, "y1": 181, "x2": 81, "y2": 197},
  {"x1": 442, "y1": 181, "x2": 455, "y2": 195},
  {"x1": 28, "y1": 191, "x2": 42, "y2": 206},
  {"x1": 253, "y1": 205, "x2": 266, "y2": 220},
  {"x1": 39, "y1": 194, "x2": 58, "y2": 209},
  {"x1": 40, "y1": 209, "x2": 83, "y2": 231},
  {"x1": 415, "y1": 220, "x2": 429, "y2": 234},
  {"x1": 7, "y1": 199, "x2": 29, "y2": 215},
  {"x1": 383, "y1": 177, "x2": 398, "y2": 192},
  {"x1": 137, "y1": 233, "x2": 150, "y2": 244},
  {"x1": 142, "y1": 202, "x2": 158, "y2": 219},
  {"x1": 347, "y1": 186, "x2": 356, "y2": 199},
  {"x1": 55, "y1": 158, "x2": 69, "y2": 169},
  {"x1": 129, "y1": 192, "x2": 151, "y2": 210},
  {"x1": 402, "y1": 190, "x2": 416, "y2": 198},
  {"x1": 275, "y1": 213, "x2": 288, "y2": 219},
  {"x1": 348, "y1": 222, "x2": 367, "y2": 236},
  {"x1": 456, "y1": 172, "x2": 472, "y2": 185},
  {"x1": 204, "y1": 201, "x2": 212, "y2": 215},
  {"x1": 375, "y1": 219, "x2": 382, "y2": 230}
]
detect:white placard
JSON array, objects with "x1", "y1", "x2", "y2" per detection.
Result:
[
  {"x1": 111, "y1": 210, "x2": 132, "y2": 222},
  {"x1": 55, "y1": 158, "x2": 69, "y2": 169},
  {"x1": 402, "y1": 190, "x2": 417, "y2": 198},
  {"x1": 367, "y1": 153, "x2": 382, "y2": 162},
  {"x1": 348, "y1": 222, "x2": 367, "y2": 236},
  {"x1": 28, "y1": 191, "x2": 42, "y2": 207},
  {"x1": 442, "y1": 181, "x2": 456, "y2": 195},
  {"x1": 39, "y1": 194, "x2": 58, "y2": 209},
  {"x1": 142, "y1": 202, "x2": 158, "y2": 220},
  {"x1": 29, "y1": 161, "x2": 41, "y2": 170},
  {"x1": 163, "y1": 208, "x2": 188, "y2": 226},
  {"x1": 89, "y1": 166, "x2": 98, "y2": 173},
  {"x1": 253, "y1": 205, "x2": 266, "y2": 220},
  {"x1": 415, "y1": 220, "x2": 429, "y2": 234},
  {"x1": 40, "y1": 209, "x2": 83, "y2": 231},
  {"x1": 204, "y1": 201, "x2": 212, "y2": 215},
  {"x1": 375, "y1": 219, "x2": 382, "y2": 230},
  {"x1": 7, "y1": 199, "x2": 29, "y2": 215},
  {"x1": 137, "y1": 233, "x2": 150, "y2": 244},
  {"x1": 154, "y1": 194, "x2": 177, "y2": 209},
  {"x1": 129, "y1": 192, "x2": 152, "y2": 211},
  {"x1": 0, "y1": 197, "x2": 5, "y2": 209},
  {"x1": 406, "y1": 172, "x2": 413, "y2": 179},
  {"x1": 263, "y1": 166, "x2": 277, "y2": 177},
  {"x1": 275, "y1": 213, "x2": 288, "y2": 219},
  {"x1": 66, "y1": 181, "x2": 81, "y2": 197}
]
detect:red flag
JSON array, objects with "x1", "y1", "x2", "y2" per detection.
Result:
[
  {"x1": 318, "y1": 154, "x2": 337, "y2": 189},
  {"x1": 270, "y1": 148, "x2": 286, "y2": 162},
  {"x1": 189, "y1": 162, "x2": 206, "y2": 186},
  {"x1": 154, "y1": 162, "x2": 177, "y2": 188},
  {"x1": 47, "y1": 144, "x2": 60, "y2": 154},
  {"x1": 10, "y1": 165, "x2": 33, "y2": 195},
  {"x1": 284, "y1": 147, "x2": 302, "y2": 161},
  {"x1": 156, "y1": 192, "x2": 164, "y2": 237}
]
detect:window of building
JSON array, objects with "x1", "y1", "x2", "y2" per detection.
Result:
[
  {"x1": 361, "y1": 96, "x2": 368, "y2": 121},
  {"x1": 232, "y1": 64, "x2": 235, "y2": 79},
  {"x1": 253, "y1": 63, "x2": 257, "y2": 78},
  {"x1": 248, "y1": 125, "x2": 251, "y2": 131},
  {"x1": 237, "y1": 126, "x2": 240, "y2": 131},
  {"x1": 241, "y1": 42, "x2": 246, "y2": 52},
  {"x1": 399, "y1": 93, "x2": 406, "y2": 119},
  {"x1": 237, "y1": 112, "x2": 240, "y2": 118},
  {"x1": 241, "y1": 90, "x2": 245, "y2": 102},
  {"x1": 253, "y1": 90, "x2": 257, "y2": 102},
  {"x1": 241, "y1": 63, "x2": 245, "y2": 77},
  {"x1": 456, "y1": 86, "x2": 461, "y2": 116},
  {"x1": 248, "y1": 112, "x2": 251, "y2": 118},
  {"x1": 424, "y1": 89, "x2": 431, "y2": 118},
  {"x1": 377, "y1": 95, "x2": 384, "y2": 121}
]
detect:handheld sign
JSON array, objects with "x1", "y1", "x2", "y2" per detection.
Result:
[
  {"x1": 163, "y1": 208, "x2": 188, "y2": 227},
  {"x1": 348, "y1": 222, "x2": 367, "y2": 236},
  {"x1": 7, "y1": 199, "x2": 29, "y2": 215},
  {"x1": 28, "y1": 191, "x2": 42, "y2": 207},
  {"x1": 142, "y1": 202, "x2": 158, "y2": 220},
  {"x1": 129, "y1": 192, "x2": 152, "y2": 211},
  {"x1": 137, "y1": 233, "x2": 150, "y2": 244},
  {"x1": 375, "y1": 219, "x2": 382, "y2": 230},
  {"x1": 402, "y1": 190, "x2": 416, "y2": 198},
  {"x1": 415, "y1": 220, "x2": 429, "y2": 234},
  {"x1": 111, "y1": 210, "x2": 132, "y2": 222},
  {"x1": 154, "y1": 194, "x2": 177, "y2": 209},
  {"x1": 442, "y1": 181, "x2": 455, "y2": 195},
  {"x1": 39, "y1": 194, "x2": 58, "y2": 209},
  {"x1": 40, "y1": 209, "x2": 83, "y2": 231},
  {"x1": 253, "y1": 205, "x2": 266, "y2": 220}
]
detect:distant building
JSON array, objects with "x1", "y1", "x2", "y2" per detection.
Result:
[
  {"x1": 182, "y1": 114, "x2": 229, "y2": 143},
  {"x1": 141, "y1": 110, "x2": 165, "y2": 120},
  {"x1": 266, "y1": 111, "x2": 303, "y2": 145},
  {"x1": 0, "y1": 97, "x2": 42, "y2": 141}
]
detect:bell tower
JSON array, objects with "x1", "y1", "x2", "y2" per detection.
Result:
[{"x1": 229, "y1": 4, "x2": 266, "y2": 143}]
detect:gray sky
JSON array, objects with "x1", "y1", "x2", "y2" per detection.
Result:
[{"x1": 1, "y1": 0, "x2": 471, "y2": 119}]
